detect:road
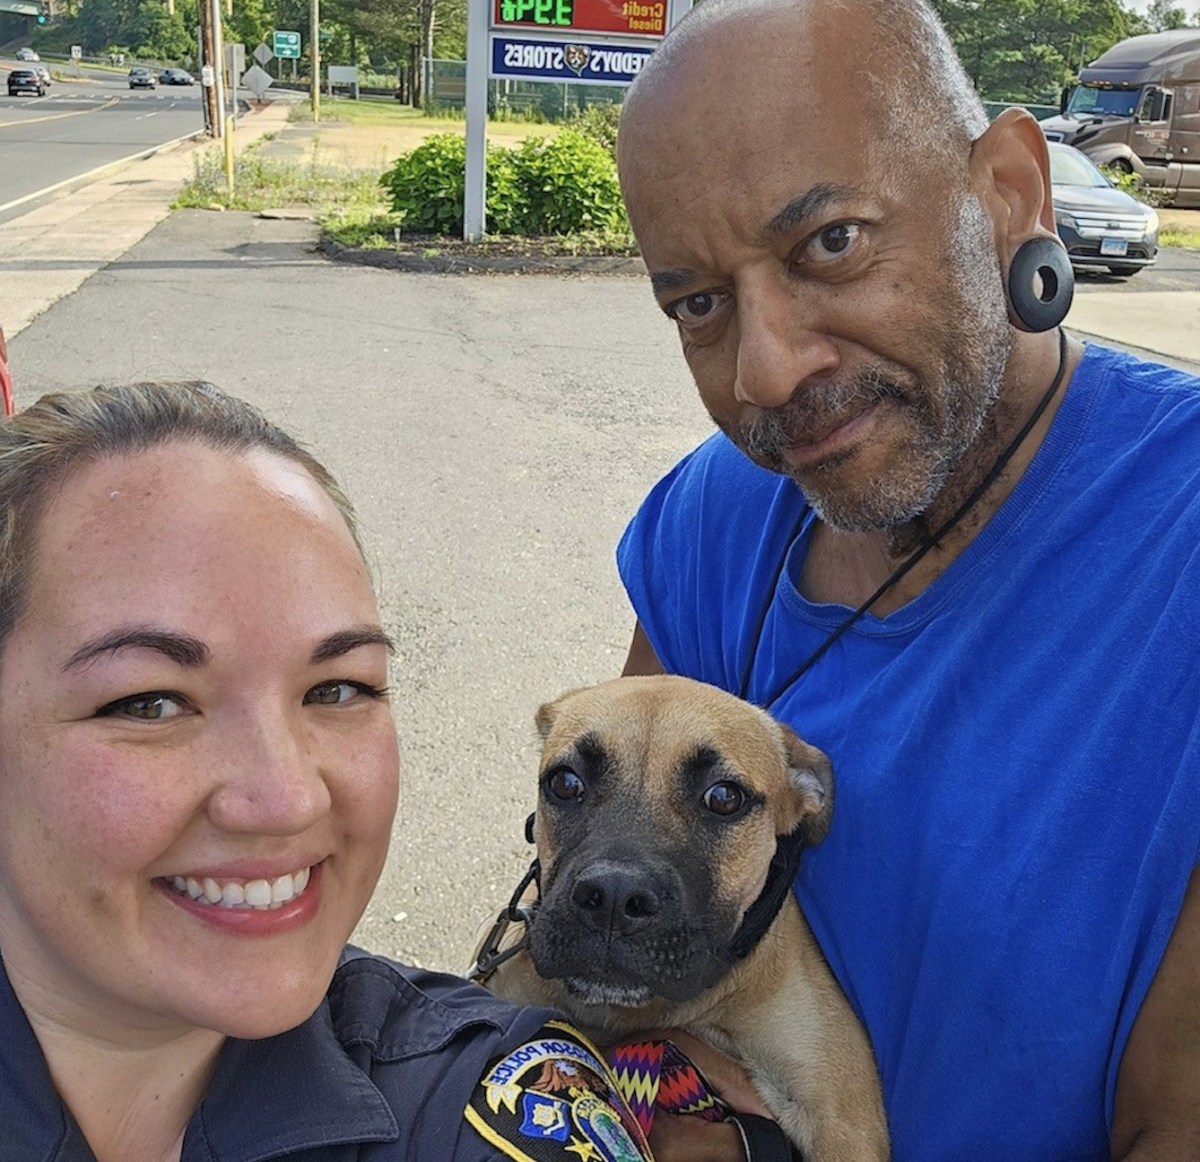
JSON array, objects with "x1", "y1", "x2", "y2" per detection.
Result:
[{"x1": 0, "y1": 60, "x2": 205, "y2": 223}]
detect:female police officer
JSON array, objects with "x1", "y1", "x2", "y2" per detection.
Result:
[{"x1": 0, "y1": 382, "x2": 653, "y2": 1162}]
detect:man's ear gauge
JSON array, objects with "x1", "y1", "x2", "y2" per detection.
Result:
[{"x1": 1006, "y1": 237, "x2": 1074, "y2": 332}]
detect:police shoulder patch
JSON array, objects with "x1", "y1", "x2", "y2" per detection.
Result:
[{"x1": 464, "y1": 1021, "x2": 655, "y2": 1162}]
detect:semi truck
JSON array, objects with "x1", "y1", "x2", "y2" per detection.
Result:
[{"x1": 1039, "y1": 31, "x2": 1200, "y2": 207}]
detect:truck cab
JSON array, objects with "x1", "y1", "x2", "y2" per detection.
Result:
[{"x1": 1040, "y1": 31, "x2": 1200, "y2": 207}]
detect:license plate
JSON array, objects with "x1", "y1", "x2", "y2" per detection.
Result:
[{"x1": 1100, "y1": 238, "x2": 1129, "y2": 257}]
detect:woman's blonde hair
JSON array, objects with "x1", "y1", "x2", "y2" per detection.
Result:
[{"x1": 0, "y1": 381, "x2": 362, "y2": 658}]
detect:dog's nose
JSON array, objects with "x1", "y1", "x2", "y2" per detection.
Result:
[{"x1": 571, "y1": 861, "x2": 661, "y2": 934}]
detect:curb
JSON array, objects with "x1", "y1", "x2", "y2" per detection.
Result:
[
  {"x1": 0, "y1": 129, "x2": 205, "y2": 218},
  {"x1": 318, "y1": 237, "x2": 647, "y2": 277}
]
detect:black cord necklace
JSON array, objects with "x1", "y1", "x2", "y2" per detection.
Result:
[{"x1": 739, "y1": 327, "x2": 1070, "y2": 709}]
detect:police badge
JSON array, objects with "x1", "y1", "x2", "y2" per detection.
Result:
[{"x1": 465, "y1": 1022, "x2": 653, "y2": 1162}]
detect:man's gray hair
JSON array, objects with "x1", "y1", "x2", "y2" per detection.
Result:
[{"x1": 632, "y1": 0, "x2": 989, "y2": 159}]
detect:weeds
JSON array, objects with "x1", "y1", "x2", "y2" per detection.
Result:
[
  {"x1": 1161, "y1": 225, "x2": 1200, "y2": 250},
  {"x1": 173, "y1": 143, "x2": 385, "y2": 214}
]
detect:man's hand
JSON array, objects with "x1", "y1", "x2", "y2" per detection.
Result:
[
  {"x1": 611, "y1": 1028, "x2": 772, "y2": 1161},
  {"x1": 641, "y1": 1028, "x2": 772, "y2": 1118},
  {"x1": 648, "y1": 1112, "x2": 748, "y2": 1161}
]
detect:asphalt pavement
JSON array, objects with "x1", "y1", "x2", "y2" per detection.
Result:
[
  {"x1": 2, "y1": 106, "x2": 1198, "y2": 972},
  {"x1": 8, "y1": 204, "x2": 711, "y2": 970}
]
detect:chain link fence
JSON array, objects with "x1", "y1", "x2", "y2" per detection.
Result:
[{"x1": 424, "y1": 58, "x2": 623, "y2": 120}]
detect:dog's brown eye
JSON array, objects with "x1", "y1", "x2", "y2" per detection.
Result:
[
  {"x1": 546, "y1": 767, "x2": 585, "y2": 801},
  {"x1": 703, "y1": 781, "x2": 745, "y2": 816}
]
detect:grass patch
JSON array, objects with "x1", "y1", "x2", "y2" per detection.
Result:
[
  {"x1": 1161, "y1": 225, "x2": 1200, "y2": 250},
  {"x1": 288, "y1": 96, "x2": 422, "y2": 125},
  {"x1": 321, "y1": 208, "x2": 404, "y2": 249},
  {"x1": 321, "y1": 212, "x2": 639, "y2": 258},
  {"x1": 173, "y1": 142, "x2": 385, "y2": 214},
  {"x1": 286, "y1": 97, "x2": 556, "y2": 142}
]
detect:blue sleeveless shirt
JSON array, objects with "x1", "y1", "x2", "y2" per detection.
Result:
[{"x1": 617, "y1": 343, "x2": 1199, "y2": 1161}]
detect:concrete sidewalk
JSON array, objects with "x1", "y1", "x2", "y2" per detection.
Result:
[{"x1": 2, "y1": 100, "x2": 1199, "y2": 368}]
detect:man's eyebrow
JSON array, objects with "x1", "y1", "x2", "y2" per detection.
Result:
[
  {"x1": 311, "y1": 627, "x2": 395, "y2": 664},
  {"x1": 763, "y1": 183, "x2": 857, "y2": 239},
  {"x1": 646, "y1": 183, "x2": 860, "y2": 301},
  {"x1": 649, "y1": 268, "x2": 703, "y2": 299},
  {"x1": 64, "y1": 629, "x2": 209, "y2": 672}
]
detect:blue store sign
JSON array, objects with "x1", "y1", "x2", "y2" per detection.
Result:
[{"x1": 490, "y1": 34, "x2": 656, "y2": 85}]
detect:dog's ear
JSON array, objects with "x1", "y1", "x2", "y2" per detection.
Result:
[
  {"x1": 780, "y1": 726, "x2": 835, "y2": 847},
  {"x1": 535, "y1": 700, "x2": 560, "y2": 740},
  {"x1": 535, "y1": 686, "x2": 594, "y2": 740}
]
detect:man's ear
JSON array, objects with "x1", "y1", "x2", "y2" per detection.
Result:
[{"x1": 969, "y1": 107, "x2": 1059, "y2": 260}]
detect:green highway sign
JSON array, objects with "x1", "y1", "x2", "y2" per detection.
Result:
[{"x1": 273, "y1": 30, "x2": 301, "y2": 59}]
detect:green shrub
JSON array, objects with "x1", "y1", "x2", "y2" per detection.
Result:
[
  {"x1": 379, "y1": 133, "x2": 472, "y2": 234},
  {"x1": 380, "y1": 129, "x2": 627, "y2": 237},
  {"x1": 570, "y1": 102, "x2": 622, "y2": 160},
  {"x1": 1099, "y1": 163, "x2": 1168, "y2": 207},
  {"x1": 508, "y1": 129, "x2": 625, "y2": 234}
]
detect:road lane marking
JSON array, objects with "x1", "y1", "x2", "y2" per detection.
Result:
[{"x1": 0, "y1": 95, "x2": 120, "y2": 129}]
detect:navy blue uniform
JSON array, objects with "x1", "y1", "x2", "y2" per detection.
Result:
[{"x1": 1, "y1": 946, "x2": 653, "y2": 1161}]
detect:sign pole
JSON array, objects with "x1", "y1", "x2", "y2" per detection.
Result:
[
  {"x1": 310, "y1": 0, "x2": 321, "y2": 122},
  {"x1": 464, "y1": 0, "x2": 488, "y2": 241}
]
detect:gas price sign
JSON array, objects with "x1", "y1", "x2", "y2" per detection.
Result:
[{"x1": 493, "y1": 0, "x2": 667, "y2": 38}]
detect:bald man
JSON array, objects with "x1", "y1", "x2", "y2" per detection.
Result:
[{"x1": 613, "y1": 0, "x2": 1200, "y2": 1158}]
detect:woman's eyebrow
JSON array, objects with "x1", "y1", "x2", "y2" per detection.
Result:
[
  {"x1": 311, "y1": 627, "x2": 395, "y2": 664},
  {"x1": 63, "y1": 629, "x2": 209, "y2": 672}
]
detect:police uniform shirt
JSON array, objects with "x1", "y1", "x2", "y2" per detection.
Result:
[{"x1": 0, "y1": 945, "x2": 654, "y2": 1162}]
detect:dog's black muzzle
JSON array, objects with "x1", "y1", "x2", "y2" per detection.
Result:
[{"x1": 529, "y1": 838, "x2": 734, "y2": 1004}]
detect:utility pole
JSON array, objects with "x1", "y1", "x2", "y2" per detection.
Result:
[
  {"x1": 211, "y1": 0, "x2": 227, "y2": 138},
  {"x1": 310, "y1": 0, "x2": 320, "y2": 122},
  {"x1": 197, "y1": 0, "x2": 220, "y2": 136}
]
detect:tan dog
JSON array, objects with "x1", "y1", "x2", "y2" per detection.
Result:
[{"x1": 480, "y1": 675, "x2": 889, "y2": 1161}]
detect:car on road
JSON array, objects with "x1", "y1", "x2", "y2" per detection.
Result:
[
  {"x1": 128, "y1": 66, "x2": 157, "y2": 89},
  {"x1": 15, "y1": 46, "x2": 39, "y2": 62},
  {"x1": 1048, "y1": 141, "x2": 1159, "y2": 277},
  {"x1": 7, "y1": 67, "x2": 47, "y2": 97},
  {"x1": 33, "y1": 64, "x2": 51, "y2": 87},
  {"x1": 158, "y1": 68, "x2": 195, "y2": 85}
]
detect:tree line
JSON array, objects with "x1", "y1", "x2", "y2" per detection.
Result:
[
  {"x1": 19, "y1": 0, "x2": 1200, "y2": 107},
  {"x1": 931, "y1": 0, "x2": 1200, "y2": 103},
  {"x1": 25, "y1": 0, "x2": 463, "y2": 101}
]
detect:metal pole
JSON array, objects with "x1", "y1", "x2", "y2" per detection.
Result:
[
  {"x1": 666, "y1": 0, "x2": 693, "y2": 29},
  {"x1": 310, "y1": 0, "x2": 320, "y2": 122},
  {"x1": 211, "y1": 0, "x2": 226, "y2": 138},
  {"x1": 463, "y1": 0, "x2": 487, "y2": 240}
]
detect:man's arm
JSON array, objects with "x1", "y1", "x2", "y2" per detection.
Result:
[
  {"x1": 622, "y1": 622, "x2": 666, "y2": 677},
  {"x1": 1111, "y1": 865, "x2": 1200, "y2": 1159}
]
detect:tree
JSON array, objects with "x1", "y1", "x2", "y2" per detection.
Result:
[
  {"x1": 226, "y1": 0, "x2": 273, "y2": 51},
  {"x1": 1145, "y1": 0, "x2": 1190, "y2": 29},
  {"x1": 932, "y1": 0, "x2": 1131, "y2": 101}
]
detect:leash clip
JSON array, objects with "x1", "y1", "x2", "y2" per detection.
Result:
[{"x1": 469, "y1": 856, "x2": 540, "y2": 985}]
